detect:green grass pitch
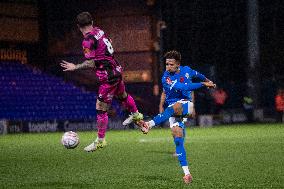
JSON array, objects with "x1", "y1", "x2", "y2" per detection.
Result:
[{"x1": 0, "y1": 124, "x2": 283, "y2": 188}]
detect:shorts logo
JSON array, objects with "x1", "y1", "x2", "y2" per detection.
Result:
[{"x1": 176, "y1": 153, "x2": 182, "y2": 156}]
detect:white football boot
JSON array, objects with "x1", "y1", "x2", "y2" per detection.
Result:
[
  {"x1": 183, "y1": 174, "x2": 193, "y2": 184},
  {"x1": 84, "y1": 138, "x2": 107, "y2": 152},
  {"x1": 122, "y1": 112, "x2": 143, "y2": 126}
]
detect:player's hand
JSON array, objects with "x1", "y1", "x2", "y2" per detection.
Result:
[
  {"x1": 202, "y1": 82, "x2": 216, "y2": 88},
  {"x1": 60, "y1": 60, "x2": 76, "y2": 71},
  {"x1": 205, "y1": 78, "x2": 215, "y2": 84},
  {"x1": 204, "y1": 79, "x2": 215, "y2": 88}
]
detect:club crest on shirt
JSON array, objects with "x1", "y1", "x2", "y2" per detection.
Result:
[
  {"x1": 185, "y1": 73, "x2": 189, "y2": 79},
  {"x1": 180, "y1": 77, "x2": 184, "y2": 83},
  {"x1": 83, "y1": 47, "x2": 91, "y2": 55},
  {"x1": 166, "y1": 77, "x2": 172, "y2": 84}
]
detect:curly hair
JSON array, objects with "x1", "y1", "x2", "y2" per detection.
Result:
[{"x1": 164, "y1": 50, "x2": 181, "y2": 62}]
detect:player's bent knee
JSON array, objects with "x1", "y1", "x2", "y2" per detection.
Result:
[
  {"x1": 117, "y1": 91, "x2": 128, "y2": 101},
  {"x1": 184, "y1": 112, "x2": 195, "y2": 119},
  {"x1": 171, "y1": 126, "x2": 183, "y2": 137},
  {"x1": 96, "y1": 100, "x2": 109, "y2": 111},
  {"x1": 173, "y1": 103, "x2": 183, "y2": 116}
]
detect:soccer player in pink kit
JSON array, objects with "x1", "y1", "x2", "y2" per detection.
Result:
[{"x1": 60, "y1": 12, "x2": 143, "y2": 152}]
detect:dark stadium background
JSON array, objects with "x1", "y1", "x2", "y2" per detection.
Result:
[
  {"x1": 1, "y1": 1, "x2": 284, "y2": 188},
  {"x1": 0, "y1": 0, "x2": 284, "y2": 131}
]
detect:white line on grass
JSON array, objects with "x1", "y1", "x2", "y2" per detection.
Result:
[{"x1": 138, "y1": 137, "x2": 172, "y2": 143}]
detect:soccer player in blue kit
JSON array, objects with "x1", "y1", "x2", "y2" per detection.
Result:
[{"x1": 137, "y1": 50, "x2": 216, "y2": 184}]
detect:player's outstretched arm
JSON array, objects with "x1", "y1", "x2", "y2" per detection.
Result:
[
  {"x1": 189, "y1": 67, "x2": 213, "y2": 83},
  {"x1": 202, "y1": 81, "x2": 216, "y2": 88},
  {"x1": 163, "y1": 79, "x2": 201, "y2": 92},
  {"x1": 172, "y1": 81, "x2": 216, "y2": 91},
  {"x1": 60, "y1": 60, "x2": 76, "y2": 71},
  {"x1": 60, "y1": 59, "x2": 95, "y2": 71}
]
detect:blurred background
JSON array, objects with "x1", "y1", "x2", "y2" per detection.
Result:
[{"x1": 0, "y1": 0, "x2": 284, "y2": 133}]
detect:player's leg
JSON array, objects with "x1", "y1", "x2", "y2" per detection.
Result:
[
  {"x1": 115, "y1": 80, "x2": 143, "y2": 125},
  {"x1": 136, "y1": 103, "x2": 178, "y2": 134},
  {"x1": 137, "y1": 102, "x2": 185, "y2": 133},
  {"x1": 170, "y1": 119, "x2": 192, "y2": 184},
  {"x1": 153, "y1": 101, "x2": 191, "y2": 125},
  {"x1": 96, "y1": 103, "x2": 109, "y2": 142},
  {"x1": 171, "y1": 117, "x2": 187, "y2": 157},
  {"x1": 169, "y1": 117, "x2": 178, "y2": 157},
  {"x1": 84, "y1": 99, "x2": 109, "y2": 152},
  {"x1": 116, "y1": 81, "x2": 137, "y2": 113},
  {"x1": 138, "y1": 101, "x2": 194, "y2": 134},
  {"x1": 84, "y1": 83, "x2": 115, "y2": 152},
  {"x1": 119, "y1": 91, "x2": 143, "y2": 125}
]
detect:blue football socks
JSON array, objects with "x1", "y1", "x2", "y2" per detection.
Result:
[{"x1": 174, "y1": 137, "x2": 188, "y2": 166}]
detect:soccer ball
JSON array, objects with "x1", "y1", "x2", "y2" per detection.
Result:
[{"x1": 61, "y1": 131, "x2": 79, "y2": 149}]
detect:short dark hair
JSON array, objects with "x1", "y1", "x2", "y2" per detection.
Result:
[
  {"x1": 76, "y1": 12, "x2": 93, "y2": 27},
  {"x1": 164, "y1": 50, "x2": 181, "y2": 62}
]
